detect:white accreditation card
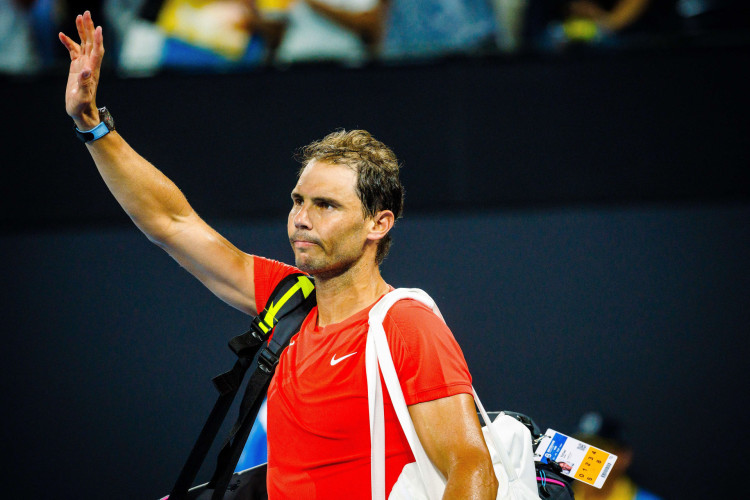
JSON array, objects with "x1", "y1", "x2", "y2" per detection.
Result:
[{"x1": 534, "y1": 429, "x2": 618, "y2": 488}]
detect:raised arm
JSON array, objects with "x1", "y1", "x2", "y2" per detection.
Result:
[{"x1": 59, "y1": 12, "x2": 258, "y2": 315}]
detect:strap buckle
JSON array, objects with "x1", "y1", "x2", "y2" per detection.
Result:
[
  {"x1": 257, "y1": 347, "x2": 280, "y2": 374},
  {"x1": 228, "y1": 324, "x2": 265, "y2": 358}
]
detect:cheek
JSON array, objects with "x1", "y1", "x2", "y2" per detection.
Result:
[{"x1": 336, "y1": 221, "x2": 368, "y2": 250}]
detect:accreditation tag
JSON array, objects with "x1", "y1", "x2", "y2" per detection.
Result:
[{"x1": 533, "y1": 429, "x2": 617, "y2": 488}]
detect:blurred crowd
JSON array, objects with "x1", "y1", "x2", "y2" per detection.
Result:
[
  {"x1": 572, "y1": 412, "x2": 663, "y2": 500},
  {"x1": 2, "y1": 0, "x2": 748, "y2": 75}
]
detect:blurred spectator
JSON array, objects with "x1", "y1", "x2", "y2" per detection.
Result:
[
  {"x1": 111, "y1": 0, "x2": 286, "y2": 74},
  {"x1": 2, "y1": 0, "x2": 111, "y2": 75},
  {"x1": 156, "y1": 0, "x2": 257, "y2": 59},
  {"x1": 489, "y1": 0, "x2": 529, "y2": 52},
  {"x1": 572, "y1": 412, "x2": 663, "y2": 500},
  {"x1": 381, "y1": 0, "x2": 497, "y2": 61},
  {"x1": 27, "y1": 0, "x2": 64, "y2": 68},
  {"x1": 155, "y1": 0, "x2": 265, "y2": 64},
  {"x1": 526, "y1": 0, "x2": 680, "y2": 49},
  {"x1": 564, "y1": 0, "x2": 656, "y2": 32},
  {"x1": 1, "y1": 0, "x2": 42, "y2": 74},
  {"x1": 13, "y1": 0, "x2": 741, "y2": 77},
  {"x1": 674, "y1": 0, "x2": 750, "y2": 34},
  {"x1": 274, "y1": 0, "x2": 384, "y2": 66}
]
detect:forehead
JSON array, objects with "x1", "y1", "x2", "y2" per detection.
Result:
[{"x1": 293, "y1": 160, "x2": 358, "y2": 200}]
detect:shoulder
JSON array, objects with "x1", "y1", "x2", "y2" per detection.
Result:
[
  {"x1": 380, "y1": 296, "x2": 473, "y2": 403},
  {"x1": 384, "y1": 298, "x2": 449, "y2": 335},
  {"x1": 382, "y1": 297, "x2": 462, "y2": 358},
  {"x1": 253, "y1": 256, "x2": 303, "y2": 312},
  {"x1": 253, "y1": 255, "x2": 300, "y2": 277},
  {"x1": 387, "y1": 297, "x2": 441, "y2": 321}
]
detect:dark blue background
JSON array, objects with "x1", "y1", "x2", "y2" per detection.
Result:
[{"x1": 2, "y1": 45, "x2": 749, "y2": 499}]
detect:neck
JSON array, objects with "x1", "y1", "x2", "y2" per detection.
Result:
[{"x1": 313, "y1": 257, "x2": 389, "y2": 327}]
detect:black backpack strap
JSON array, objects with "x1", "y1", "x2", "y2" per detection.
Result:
[
  {"x1": 169, "y1": 273, "x2": 316, "y2": 500},
  {"x1": 208, "y1": 278, "x2": 316, "y2": 499},
  {"x1": 169, "y1": 356, "x2": 256, "y2": 500}
]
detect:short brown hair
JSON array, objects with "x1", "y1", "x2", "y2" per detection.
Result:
[{"x1": 297, "y1": 129, "x2": 404, "y2": 264}]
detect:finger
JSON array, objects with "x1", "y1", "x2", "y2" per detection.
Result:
[
  {"x1": 90, "y1": 26, "x2": 105, "y2": 69},
  {"x1": 84, "y1": 10, "x2": 96, "y2": 39},
  {"x1": 93, "y1": 26, "x2": 104, "y2": 55},
  {"x1": 76, "y1": 14, "x2": 87, "y2": 45},
  {"x1": 58, "y1": 32, "x2": 81, "y2": 59}
]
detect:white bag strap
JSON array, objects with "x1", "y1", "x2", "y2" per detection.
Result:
[
  {"x1": 367, "y1": 289, "x2": 444, "y2": 500},
  {"x1": 366, "y1": 289, "x2": 519, "y2": 500},
  {"x1": 366, "y1": 312, "x2": 386, "y2": 500},
  {"x1": 473, "y1": 388, "x2": 519, "y2": 482}
]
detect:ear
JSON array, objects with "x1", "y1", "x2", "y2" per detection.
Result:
[{"x1": 366, "y1": 210, "x2": 395, "y2": 243}]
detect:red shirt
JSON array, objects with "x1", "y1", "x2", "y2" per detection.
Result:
[{"x1": 254, "y1": 256, "x2": 473, "y2": 499}]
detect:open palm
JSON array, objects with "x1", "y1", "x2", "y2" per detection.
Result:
[{"x1": 59, "y1": 11, "x2": 104, "y2": 125}]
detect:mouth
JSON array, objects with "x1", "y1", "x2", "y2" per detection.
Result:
[
  {"x1": 290, "y1": 235, "x2": 321, "y2": 249},
  {"x1": 292, "y1": 240, "x2": 317, "y2": 248}
]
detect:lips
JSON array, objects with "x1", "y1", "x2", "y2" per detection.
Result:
[
  {"x1": 293, "y1": 240, "x2": 317, "y2": 248},
  {"x1": 290, "y1": 234, "x2": 321, "y2": 248}
]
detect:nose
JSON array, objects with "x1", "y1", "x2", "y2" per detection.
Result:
[{"x1": 292, "y1": 203, "x2": 311, "y2": 230}]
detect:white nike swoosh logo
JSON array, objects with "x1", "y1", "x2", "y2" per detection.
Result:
[
  {"x1": 330, "y1": 352, "x2": 357, "y2": 366},
  {"x1": 289, "y1": 339, "x2": 296, "y2": 346}
]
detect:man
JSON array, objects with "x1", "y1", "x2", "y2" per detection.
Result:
[{"x1": 59, "y1": 11, "x2": 498, "y2": 499}]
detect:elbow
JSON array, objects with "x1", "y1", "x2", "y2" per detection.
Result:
[
  {"x1": 445, "y1": 454, "x2": 499, "y2": 499},
  {"x1": 469, "y1": 449, "x2": 498, "y2": 497},
  {"x1": 483, "y1": 461, "x2": 499, "y2": 498},
  {"x1": 476, "y1": 454, "x2": 500, "y2": 499},
  {"x1": 137, "y1": 219, "x2": 172, "y2": 247}
]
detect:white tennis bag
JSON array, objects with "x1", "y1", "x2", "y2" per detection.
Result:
[{"x1": 366, "y1": 288, "x2": 541, "y2": 500}]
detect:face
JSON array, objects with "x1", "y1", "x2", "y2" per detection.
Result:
[{"x1": 288, "y1": 161, "x2": 373, "y2": 277}]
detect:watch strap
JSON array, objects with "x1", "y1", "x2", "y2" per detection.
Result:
[{"x1": 75, "y1": 121, "x2": 111, "y2": 143}]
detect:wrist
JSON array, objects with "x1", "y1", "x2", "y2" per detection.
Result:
[
  {"x1": 72, "y1": 105, "x2": 100, "y2": 130},
  {"x1": 74, "y1": 107, "x2": 115, "y2": 143}
]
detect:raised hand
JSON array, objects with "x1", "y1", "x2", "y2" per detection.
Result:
[{"x1": 59, "y1": 11, "x2": 104, "y2": 130}]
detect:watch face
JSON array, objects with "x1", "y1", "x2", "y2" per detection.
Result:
[{"x1": 98, "y1": 107, "x2": 115, "y2": 131}]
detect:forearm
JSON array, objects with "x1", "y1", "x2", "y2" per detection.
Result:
[
  {"x1": 84, "y1": 131, "x2": 194, "y2": 243},
  {"x1": 410, "y1": 394, "x2": 499, "y2": 500}
]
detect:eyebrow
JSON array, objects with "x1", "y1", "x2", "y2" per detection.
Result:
[
  {"x1": 291, "y1": 192, "x2": 341, "y2": 207},
  {"x1": 312, "y1": 196, "x2": 340, "y2": 207}
]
